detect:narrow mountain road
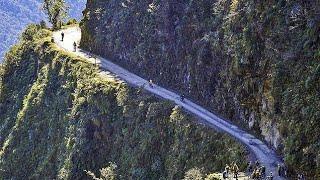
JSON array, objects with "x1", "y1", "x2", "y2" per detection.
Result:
[{"x1": 54, "y1": 27, "x2": 285, "y2": 179}]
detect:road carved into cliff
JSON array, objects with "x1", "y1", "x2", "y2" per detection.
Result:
[{"x1": 53, "y1": 26, "x2": 285, "y2": 179}]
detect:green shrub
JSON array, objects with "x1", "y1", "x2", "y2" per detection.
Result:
[
  {"x1": 66, "y1": 18, "x2": 77, "y2": 25},
  {"x1": 183, "y1": 168, "x2": 203, "y2": 180},
  {"x1": 85, "y1": 162, "x2": 117, "y2": 180}
]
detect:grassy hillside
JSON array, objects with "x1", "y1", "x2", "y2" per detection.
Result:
[{"x1": 0, "y1": 24, "x2": 247, "y2": 179}]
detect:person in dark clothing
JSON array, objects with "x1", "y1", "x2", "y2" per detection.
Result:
[
  {"x1": 61, "y1": 32, "x2": 64, "y2": 41},
  {"x1": 149, "y1": 79, "x2": 154, "y2": 88},
  {"x1": 225, "y1": 164, "x2": 230, "y2": 176},
  {"x1": 247, "y1": 161, "x2": 253, "y2": 173},
  {"x1": 180, "y1": 94, "x2": 185, "y2": 102},
  {"x1": 269, "y1": 172, "x2": 273, "y2": 180},
  {"x1": 260, "y1": 166, "x2": 266, "y2": 177},
  {"x1": 251, "y1": 169, "x2": 260, "y2": 179},
  {"x1": 233, "y1": 162, "x2": 239, "y2": 179},
  {"x1": 255, "y1": 160, "x2": 260, "y2": 168},
  {"x1": 222, "y1": 171, "x2": 228, "y2": 179},
  {"x1": 73, "y1": 41, "x2": 77, "y2": 52},
  {"x1": 277, "y1": 164, "x2": 282, "y2": 176}
]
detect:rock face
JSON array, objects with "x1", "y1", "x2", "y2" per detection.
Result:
[{"x1": 80, "y1": 0, "x2": 320, "y2": 177}]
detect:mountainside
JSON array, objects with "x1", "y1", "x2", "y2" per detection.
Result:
[
  {"x1": 0, "y1": 24, "x2": 246, "y2": 179},
  {"x1": 0, "y1": 0, "x2": 86, "y2": 61},
  {"x1": 80, "y1": 0, "x2": 320, "y2": 178}
]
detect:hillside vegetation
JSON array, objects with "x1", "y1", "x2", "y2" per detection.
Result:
[
  {"x1": 80, "y1": 0, "x2": 320, "y2": 178},
  {"x1": 0, "y1": 24, "x2": 246, "y2": 179}
]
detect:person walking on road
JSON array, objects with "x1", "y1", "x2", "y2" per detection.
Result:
[
  {"x1": 180, "y1": 94, "x2": 185, "y2": 102},
  {"x1": 247, "y1": 161, "x2": 253, "y2": 173},
  {"x1": 277, "y1": 164, "x2": 282, "y2": 177},
  {"x1": 251, "y1": 168, "x2": 260, "y2": 179},
  {"x1": 231, "y1": 162, "x2": 239, "y2": 179},
  {"x1": 149, "y1": 79, "x2": 154, "y2": 88},
  {"x1": 225, "y1": 164, "x2": 230, "y2": 177},
  {"x1": 260, "y1": 165, "x2": 266, "y2": 177},
  {"x1": 61, "y1": 32, "x2": 64, "y2": 41},
  {"x1": 255, "y1": 160, "x2": 260, "y2": 169},
  {"x1": 73, "y1": 41, "x2": 77, "y2": 52}
]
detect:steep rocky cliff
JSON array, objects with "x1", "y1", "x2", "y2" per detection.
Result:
[
  {"x1": 80, "y1": 0, "x2": 320, "y2": 177},
  {"x1": 0, "y1": 25, "x2": 246, "y2": 179}
]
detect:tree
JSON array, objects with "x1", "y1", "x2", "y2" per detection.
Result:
[{"x1": 42, "y1": 0, "x2": 68, "y2": 30}]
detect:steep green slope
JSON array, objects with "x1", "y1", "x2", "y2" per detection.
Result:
[
  {"x1": 0, "y1": 25, "x2": 246, "y2": 179},
  {"x1": 80, "y1": 0, "x2": 320, "y2": 177}
]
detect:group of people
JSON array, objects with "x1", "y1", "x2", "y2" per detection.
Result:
[
  {"x1": 247, "y1": 161, "x2": 269, "y2": 179},
  {"x1": 61, "y1": 32, "x2": 77, "y2": 52},
  {"x1": 276, "y1": 163, "x2": 306, "y2": 179},
  {"x1": 222, "y1": 160, "x2": 307, "y2": 179},
  {"x1": 297, "y1": 173, "x2": 306, "y2": 180},
  {"x1": 222, "y1": 162, "x2": 239, "y2": 179},
  {"x1": 222, "y1": 160, "x2": 276, "y2": 180}
]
